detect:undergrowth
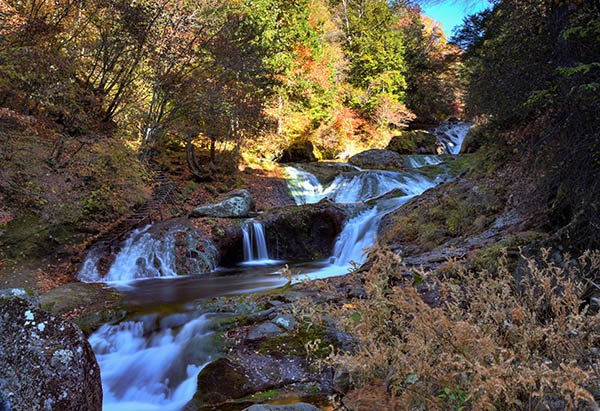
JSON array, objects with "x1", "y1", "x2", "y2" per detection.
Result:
[{"x1": 295, "y1": 248, "x2": 600, "y2": 410}]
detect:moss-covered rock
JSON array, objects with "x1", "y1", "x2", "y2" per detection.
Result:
[
  {"x1": 387, "y1": 130, "x2": 440, "y2": 155},
  {"x1": 379, "y1": 180, "x2": 507, "y2": 256},
  {"x1": 40, "y1": 282, "x2": 127, "y2": 334},
  {"x1": 188, "y1": 358, "x2": 255, "y2": 408}
]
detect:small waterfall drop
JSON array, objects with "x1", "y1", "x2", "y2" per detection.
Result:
[
  {"x1": 242, "y1": 221, "x2": 269, "y2": 262},
  {"x1": 435, "y1": 121, "x2": 471, "y2": 155},
  {"x1": 89, "y1": 313, "x2": 216, "y2": 411}
]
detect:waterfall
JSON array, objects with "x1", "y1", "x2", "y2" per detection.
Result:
[
  {"x1": 330, "y1": 174, "x2": 435, "y2": 266},
  {"x1": 403, "y1": 154, "x2": 443, "y2": 169},
  {"x1": 78, "y1": 226, "x2": 178, "y2": 283},
  {"x1": 89, "y1": 313, "x2": 216, "y2": 411},
  {"x1": 242, "y1": 221, "x2": 269, "y2": 262},
  {"x1": 435, "y1": 121, "x2": 471, "y2": 155},
  {"x1": 285, "y1": 167, "x2": 421, "y2": 204},
  {"x1": 284, "y1": 166, "x2": 324, "y2": 205},
  {"x1": 78, "y1": 225, "x2": 217, "y2": 283}
]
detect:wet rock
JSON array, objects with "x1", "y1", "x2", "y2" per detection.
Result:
[
  {"x1": 387, "y1": 130, "x2": 440, "y2": 155},
  {"x1": 365, "y1": 188, "x2": 408, "y2": 206},
  {"x1": 279, "y1": 140, "x2": 317, "y2": 163},
  {"x1": 267, "y1": 300, "x2": 285, "y2": 308},
  {"x1": 248, "y1": 322, "x2": 285, "y2": 340},
  {"x1": 258, "y1": 202, "x2": 348, "y2": 261},
  {"x1": 0, "y1": 289, "x2": 102, "y2": 411},
  {"x1": 243, "y1": 404, "x2": 321, "y2": 411},
  {"x1": 348, "y1": 149, "x2": 404, "y2": 170},
  {"x1": 190, "y1": 189, "x2": 255, "y2": 218}
]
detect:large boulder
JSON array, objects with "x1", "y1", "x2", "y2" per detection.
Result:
[
  {"x1": 190, "y1": 189, "x2": 255, "y2": 218},
  {"x1": 185, "y1": 354, "x2": 318, "y2": 410},
  {"x1": 348, "y1": 149, "x2": 403, "y2": 170},
  {"x1": 0, "y1": 288, "x2": 102, "y2": 411},
  {"x1": 387, "y1": 130, "x2": 440, "y2": 154},
  {"x1": 257, "y1": 202, "x2": 348, "y2": 260},
  {"x1": 279, "y1": 140, "x2": 317, "y2": 163}
]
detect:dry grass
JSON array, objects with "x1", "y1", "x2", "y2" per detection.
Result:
[{"x1": 295, "y1": 248, "x2": 600, "y2": 410}]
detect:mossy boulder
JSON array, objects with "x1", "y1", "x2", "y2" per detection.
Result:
[
  {"x1": 387, "y1": 130, "x2": 440, "y2": 155},
  {"x1": 348, "y1": 149, "x2": 404, "y2": 170},
  {"x1": 40, "y1": 282, "x2": 127, "y2": 335},
  {"x1": 187, "y1": 358, "x2": 255, "y2": 408},
  {"x1": 279, "y1": 140, "x2": 317, "y2": 163}
]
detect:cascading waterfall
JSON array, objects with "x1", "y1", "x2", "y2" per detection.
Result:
[
  {"x1": 286, "y1": 121, "x2": 473, "y2": 280},
  {"x1": 330, "y1": 174, "x2": 435, "y2": 266},
  {"x1": 435, "y1": 121, "x2": 471, "y2": 155},
  {"x1": 78, "y1": 226, "x2": 179, "y2": 283},
  {"x1": 284, "y1": 166, "x2": 324, "y2": 205},
  {"x1": 285, "y1": 168, "x2": 419, "y2": 205},
  {"x1": 89, "y1": 313, "x2": 216, "y2": 411},
  {"x1": 242, "y1": 221, "x2": 269, "y2": 262},
  {"x1": 403, "y1": 154, "x2": 443, "y2": 169}
]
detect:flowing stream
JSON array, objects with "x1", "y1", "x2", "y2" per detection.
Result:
[{"x1": 84, "y1": 121, "x2": 470, "y2": 410}]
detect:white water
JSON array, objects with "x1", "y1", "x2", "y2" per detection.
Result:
[
  {"x1": 435, "y1": 121, "x2": 471, "y2": 155},
  {"x1": 78, "y1": 226, "x2": 179, "y2": 283},
  {"x1": 285, "y1": 166, "x2": 324, "y2": 204},
  {"x1": 403, "y1": 154, "x2": 443, "y2": 168},
  {"x1": 89, "y1": 313, "x2": 216, "y2": 411},
  {"x1": 295, "y1": 172, "x2": 436, "y2": 281},
  {"x1": 285, "y1": 168, "x2": 422, "y2": 205},
  {"x1": 242, "y1": 221, "x2": 271, "y2": 263}
]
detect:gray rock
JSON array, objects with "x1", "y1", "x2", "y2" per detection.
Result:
[
  {"x1": 348, "y1": 149, "x2": 403, "y2": 170},
  {"x1": 273, "y1": 314, "x2": 297, "y2": 331},
  {"x1": 0, "y1": 289, "x2": 102, "y2": 411},
  {"x1": 247, "y1": 322, "x2": 284, "y2": 340},
  {"x1": 243, "y1": 403, "x2": 321, "y2": 411},
  {"x1": 190, "y1": 189, "x2": 255, "y2": 218}
]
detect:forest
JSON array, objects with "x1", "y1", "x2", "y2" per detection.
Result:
[{"x1": 0, "y1": 0, "x2": 599, "y2": 410}]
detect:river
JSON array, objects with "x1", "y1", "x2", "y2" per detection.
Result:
[{"x1": 79, "y1": 122, "x2": 470, "y2": 410}]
